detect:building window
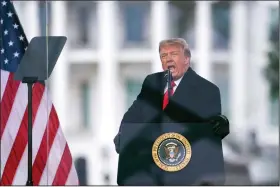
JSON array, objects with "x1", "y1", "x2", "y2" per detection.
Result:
[
  {"x1": 38, "y1": 1, "x2": 51, "y2": 36},
  {"x1": 67, "y1": 2, "x2": 97, "y2": 48},
  {"x1": 270, "y1": 98, "x2": 279, "y2": 126},
  {"x1": 168, "y1": 2, "x2": 196, "y2": 49},
  {"x1": 119, "y1": 2, "x2": 151, "y2": 48},
  {"x1": 77, "y1": 6, "x2": 89, "y2": 45},
  {"x1": 74, "y1": 157, "x2": 88, "y2": 185},
  {"x1": 268, "y1": 7, "x2": 279, "y2": 126},
  {"x1": 212, "y1": 63, "x2": 230, "y2": 117},
  {"x1": 125, "y1": 79, "x2": 143, "y2": 109},
  {"x1": 80, "y1": 81, "x2": 90, "y2": 129},
  {"x1": 211, "y1": 1, "x2": 231, "y2": 50},
  {"x1": 269, "y1": 7, "x2": 279, "y2": 43}
]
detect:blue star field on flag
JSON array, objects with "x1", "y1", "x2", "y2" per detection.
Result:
[{"x1": 0, "y1": 0, "x2": 28, "y2": 73}]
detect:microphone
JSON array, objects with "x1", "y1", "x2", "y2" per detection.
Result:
[{"x1": 165, "y1": 68, "x2": 173, "y2": 98}]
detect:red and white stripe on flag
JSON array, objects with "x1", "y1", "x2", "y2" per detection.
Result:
[{"x1": 0, "y1": 70, "x2": 79, "y2": 185}]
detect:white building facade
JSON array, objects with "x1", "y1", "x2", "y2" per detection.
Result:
[{"x1": 14, "y1": 1, "x2": 278, "y2": 185}]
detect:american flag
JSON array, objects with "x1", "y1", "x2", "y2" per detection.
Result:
[{"x1": 0, "y1": 0, "x2": 79, "y2": 185}]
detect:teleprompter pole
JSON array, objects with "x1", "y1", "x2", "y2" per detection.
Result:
[{"x1": 23, "y1": 77, "x2": 38, "y2": 186}]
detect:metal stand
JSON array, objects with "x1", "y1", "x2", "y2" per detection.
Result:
[
  {"x1": 167, "y1": 69, "x2": 173, "y2": 98},
  {"x1": 22, "y1": 77, "x2": 38, "y2": 186}
]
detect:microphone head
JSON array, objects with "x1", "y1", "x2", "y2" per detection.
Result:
[
  {"x1": 167, "y1": 66, "x2": 173, "y2": 74},
  {"x1": 164, "y1": 70, "x2": 171, "y2": 82}
]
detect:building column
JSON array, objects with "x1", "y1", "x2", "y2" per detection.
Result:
[
  {"x1": 195, "y1": 1, "x2": 212, "y2": 80},
  {"x1": 13, "y1": 2, "x2": 24, "y2": 20},
  {"x1": 96, "y1": 1, "x2": 118, "y2": 185},
  {"x1": 249, "y1": 3, "x2": 275, "y2": 145},
  {"x1": 50, "y1": 1, "x2": 68, "y2": 131},
  {"x1": 151, "y1": 1, "x2": 169, "y2": 73},
  {"x1": 23, "y1": 1, "x2": 39, "y2": 41},
  {"x1": 229, "y1": 2, "x2": 247, "y2": 135}
]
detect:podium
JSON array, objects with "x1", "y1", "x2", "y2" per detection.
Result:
[{"x1": 117, "y1": 122, "x2": 225, "y2": 185}]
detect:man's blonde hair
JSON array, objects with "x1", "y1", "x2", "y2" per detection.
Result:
[{"x1": 159, "y1": 38, "x2": 191, "y2": 57}]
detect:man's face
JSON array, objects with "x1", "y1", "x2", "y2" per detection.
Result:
[{"x1": 159, "y1": 44, "x2": 189, "y2": 80}]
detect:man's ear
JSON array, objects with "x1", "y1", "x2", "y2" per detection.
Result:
[{"x1": 184, "y1": 56, "x2": 189, "y2": 65}]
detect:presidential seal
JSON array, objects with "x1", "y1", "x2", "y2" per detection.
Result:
[{"x1": 152, "y1": 132, "x2": 192, "y2": 172}]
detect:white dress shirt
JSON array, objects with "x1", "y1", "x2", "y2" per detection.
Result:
[{"x1": 164, "y1": 76, "x2": 183, "y2": 94}]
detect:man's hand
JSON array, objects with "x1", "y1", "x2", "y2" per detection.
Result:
[{"x1": 210, "y1": 115, "x2": 230, "y2": 139}]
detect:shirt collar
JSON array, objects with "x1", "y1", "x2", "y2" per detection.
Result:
[
  {"x1": 174, "y1": 67, "x2": 191, "y2": 86},
  {"x1": 174, "y1": 76, "x2": 183, "y2": 86}
]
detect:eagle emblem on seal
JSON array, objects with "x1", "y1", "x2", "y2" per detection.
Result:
[{"x1": 164, "y1": 142, "x2": 182, "y2": 163}]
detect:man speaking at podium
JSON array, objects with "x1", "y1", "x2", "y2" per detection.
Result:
[{"x1": 114, "y1": 38, "x2": 229, "y2": 185}]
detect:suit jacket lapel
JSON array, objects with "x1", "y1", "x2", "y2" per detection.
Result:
[
  {"x1": 159, "y1": 68, "x2": 196, "y2": 110},
  {"x1": 167, "y1": 68, "x2": 209, "y2": 122},
  {"x1": 158, "y1": 72, "x2": 166, "y2": 108},
  {"x1": 147, "y1": 71, "x2": 166, "y2": 110},
  {"x1": 170, "y1": 68, "x2": 197, "y2": 107}
]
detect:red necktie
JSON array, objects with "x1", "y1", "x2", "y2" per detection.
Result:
[{"x1": 162, "y1": 81, "x2": 176, "y2": 110}]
